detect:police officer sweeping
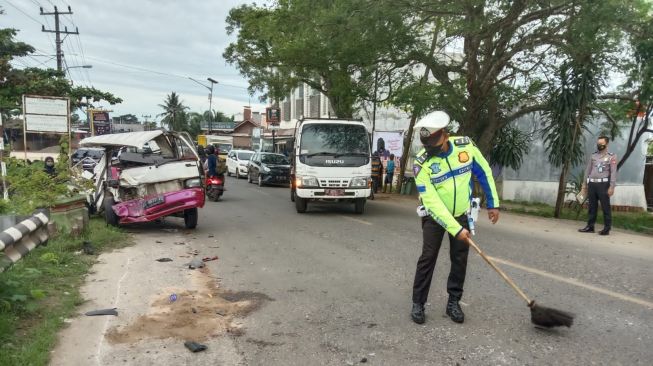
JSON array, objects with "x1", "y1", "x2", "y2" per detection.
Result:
[
  {"x1": 410, "y1": 111, "x2": 500, "y2": 325},
  {"x1": 578, "y1": 135, "x2": 617, "y2": 235}
]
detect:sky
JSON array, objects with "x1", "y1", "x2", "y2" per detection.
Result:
[{"x1": 2, "y1": 0, "x2": 268, "y2": 122}]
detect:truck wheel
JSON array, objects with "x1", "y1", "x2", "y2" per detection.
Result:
[
  {"x1": 295, "y1": 196, "x2": 307, "y2": 213},
  {"x1": 184, "y1": 208, "x2": 198, "y2": 229},
  {"x1": 104, "y1": 196, "x2": 119, "y2": 226},
  {"x1": 354, "y1": 198, "x2": 366, "y2": 214}
]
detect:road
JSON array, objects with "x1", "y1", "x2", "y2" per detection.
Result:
[{"x1": 52, "y1": 176, "x2": 653, "y2": 366}]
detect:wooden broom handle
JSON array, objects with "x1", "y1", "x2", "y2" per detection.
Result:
[{"x1": 466, "y1": 238, "x2": 533, "y2": 306}]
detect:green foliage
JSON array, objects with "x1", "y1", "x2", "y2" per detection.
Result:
[
  {"x1": 0, "y1": 219, "x2": 129, "y2": 365},
  {"x1": 224, "y1": 0, "x2": 414, "y2": 118},
  {"x1": 3, "y1": 158, "x2": 69, "y2": 215},
  {"x1": 158, "y1": 92, "x2": 189, "y2": 131},
  {"x1": 489, "y1": 125, "x2": 532, "y2": 170}
]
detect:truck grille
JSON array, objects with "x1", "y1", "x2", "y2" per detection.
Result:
[{"x1": 319, "y1": 178, "x2": 349, "y2": 188}]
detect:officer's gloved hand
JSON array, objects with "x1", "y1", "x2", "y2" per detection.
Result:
[{"x1": 416, "y1": 205, "x2": 428, "y2": 217}]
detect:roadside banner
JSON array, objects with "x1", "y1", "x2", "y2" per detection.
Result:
[{"x1": 372, "y1": 131, "x2": 403, "y2": 161}]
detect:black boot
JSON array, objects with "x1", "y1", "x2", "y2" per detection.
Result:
[
  {"x1": 446, "y1": 298, "x2": 464, "y2": 323},
  {"x1": 411, "y1": 303, "x2": 425, "y2": 324},
  {"x1": 598, "y1": 228, "x2": 610, "y2": 235},
  {"x1": 578, "y1": 226, "x2": 594, "y2": 233}
]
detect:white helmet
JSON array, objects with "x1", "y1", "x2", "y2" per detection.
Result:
[{"x1": 414, "y1": 111, "x2": 450, "y2": 143}]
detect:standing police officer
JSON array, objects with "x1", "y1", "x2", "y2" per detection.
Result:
[
  {"x1": 578, "y1": 136, "x2": 617, "y2": 236},
  {"x1": 410, "y1": 111, "x2": 500, "y2": 324}
]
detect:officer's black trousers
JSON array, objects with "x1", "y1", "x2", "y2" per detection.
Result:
[
  {"x1": 412, "y1": 215, "x2": 470, "y2": 305},
  {"x1": 587, "y1": 182, "x2": 612, "y2": 229}
]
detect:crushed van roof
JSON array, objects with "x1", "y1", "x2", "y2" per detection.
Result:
[{"x1": 80, "y1": 130, "x2": 164, "y2": 148}]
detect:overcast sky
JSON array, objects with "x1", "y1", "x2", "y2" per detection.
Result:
[{"x1": 3, "y1": 0, "x2": 267, "y2": 122}]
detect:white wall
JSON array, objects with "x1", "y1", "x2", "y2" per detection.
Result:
[{"x1": 502, "y1": 180, "x2": 647, "y2": 209}]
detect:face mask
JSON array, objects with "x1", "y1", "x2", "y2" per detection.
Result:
[
  {"x1": 46, "y1": 162, "x2": 54, "y2": 167},
  {"x1": 597, "y1": 144, "x2": 606, "y2": 151},
  {"x1": 426, "y1": 143, "x2": 445, "y2": 156}
]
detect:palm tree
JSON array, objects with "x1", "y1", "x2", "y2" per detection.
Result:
[
  {"x1": 543, "y1": 60, "x2": 600, "y2": 218},
  {"x1": 158, "y1": 92, "x2": 189, "y2": 131}
]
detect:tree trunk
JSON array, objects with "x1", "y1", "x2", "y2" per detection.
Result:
[
  {"x1": 396, "y1": 30, "x2": 439, "y2": 194},
  {"x1": 554, "y1": 160, "x2": 569, "y2": 218}
]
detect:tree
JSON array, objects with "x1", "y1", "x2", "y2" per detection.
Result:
[
  {"x1": 158, "y1": 92, "x2": 189, "y2": 131},
  {"x1": 594, "y1": 12, "x2": 653, "y2": 169},
  {"x1": 224, "y1": 0, "x2": 415, "y2": 118}
]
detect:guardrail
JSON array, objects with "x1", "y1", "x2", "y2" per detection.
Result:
[{"x1": 0, "y1": 212, "x2": 50, "y2": 272}]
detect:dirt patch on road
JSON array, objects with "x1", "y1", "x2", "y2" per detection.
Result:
[{"x1": 106, "y1": 267, "x2": 270, "y2": 344}]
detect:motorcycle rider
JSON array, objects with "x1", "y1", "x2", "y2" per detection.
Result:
[{"x1": 204, "y1": 145, "x2": 218, "y2": 177}]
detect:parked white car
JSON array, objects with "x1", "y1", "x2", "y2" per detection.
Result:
[{"x1": 227, "y1": 149, "x2": 254, "y2": 178}]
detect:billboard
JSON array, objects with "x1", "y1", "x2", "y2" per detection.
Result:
[
  {"x1": 372, "y1": 131, "x2": 404, "y2": 161},
  {"x1": 91, "y1": 111, "x2": 111, "y2": 135},
  {"x1": 23, "y1": 95, "x2": 69, "y2": 133}
]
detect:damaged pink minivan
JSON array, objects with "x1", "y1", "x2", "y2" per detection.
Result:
[{"x1": 79, "y1": 130, "x2": 205, "y2": 229}]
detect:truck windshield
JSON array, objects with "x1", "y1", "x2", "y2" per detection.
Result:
[{"x1": 300, "y1": 124, "x2": 369, "y2": 155}]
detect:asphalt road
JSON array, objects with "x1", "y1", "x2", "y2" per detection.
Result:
[{"x1": 53, "y1": 176, "x2": 653, "y2": 366}]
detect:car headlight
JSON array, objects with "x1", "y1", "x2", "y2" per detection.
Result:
[
  {"x1": 297, "y1": 176, "x2": 319, "y2": 188},
  {"x1": 350, "y1": 176, "x2": 369, "y2": 188},
  {"x1": 185, "y1": 178, "x2": 202, "y2": 188},
  {"x1": 262, "y1": 166, "x2": 271, "y2": 173}
]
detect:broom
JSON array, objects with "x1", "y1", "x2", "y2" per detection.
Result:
[{"x1": 466, "y1": 238, "x2": 574, "y2": 328}]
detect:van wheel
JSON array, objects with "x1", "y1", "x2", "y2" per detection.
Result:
[
  {"x1": 290, "y1": 188, "x2": 295, "y2": 202},
  {"x1": 104, "y1": 196, "x2": 119, "y2": 226},
  {"x1": 184, "y1": 208, "x2": 198, "y2": 229},
  {"x1": 227, "y1": 170, "x2": 231, "y2": 177},
  {"x1": 354, "y1": 198, "x2": 366, "y2": 214},
  {"x1": 295, "y1": 196, "x2": 307, "y2": 213}
]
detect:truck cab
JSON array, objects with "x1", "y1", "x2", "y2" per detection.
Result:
[{"x1": 290, "y1": 119, "x2": 372, "y2": 214}]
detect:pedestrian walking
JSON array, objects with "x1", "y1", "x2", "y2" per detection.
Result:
[
  {"x1": 578, "y1": 135, "x2": 617, "y2": 236},
  {"x1": 371, "y1": 151, "x2": 383, "y2": 194},
  {"x1": 383, "y1": 154, "x2": 395, "y2": 193},
  {"x1": 410, "y1": 111, "x2": 500, "y2": 325}
]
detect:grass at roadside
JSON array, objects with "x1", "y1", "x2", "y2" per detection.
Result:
[
  {"x1": 0, "y1": 218, "x2": 130, "y2": 366},
  {"x1": 502, "y1": 200, "x2": 653, "y2": 235}
]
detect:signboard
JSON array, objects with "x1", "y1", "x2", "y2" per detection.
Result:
[
  {"x1": 266, "y1": 107, "x2": 281, "y2": 124},
  {"x1": 24, "y1": 97, "x2": 68, "y2": 116},
  {"x1": 91, "y1": 111, "x2": 111, "y2": 135},
  {"x1": 373, "y1": 131, "x2": 404, "y2": 161},
  {"x1": 25, "y1": 114, "x2": 69, "y2": 133},
  {"x1": 23, "y1": 95, "x2": 70, "y2": 133}
]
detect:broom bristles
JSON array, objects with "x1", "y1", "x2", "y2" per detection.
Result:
[{"x1": 530, "y1": 302, "x2": 574, "y2": 328}]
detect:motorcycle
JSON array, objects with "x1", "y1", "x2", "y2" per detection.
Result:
[{"x1": 205, "y1": 174, "x2": 225, "y2": 201}]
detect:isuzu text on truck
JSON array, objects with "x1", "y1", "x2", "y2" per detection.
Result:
[{"x1": 290, "y1": 118, "x2": 372, "y2": 214}]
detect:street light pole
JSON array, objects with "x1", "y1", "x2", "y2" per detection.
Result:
[{"x1": 188, "y1": 77, "x2": 219, "y2": 134}]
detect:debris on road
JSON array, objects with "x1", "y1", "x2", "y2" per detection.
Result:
[
  {"x1": 156, "y1": 258, "x2": 173, "y2": 262},
  {"x1": 82, "y1": 241, "x2": 95, "y2": 255},
  {"x1": 361, "y1": 357, "x2": 368, "y2": 363},
  {"x1": 188, "y1": 258, "x2": 205, "y2": 269},
  {"x1": 184, "y1": 341, "x2": 207, "y2": 353},
  {"x1": 169, "y1": 294, "x2": 178, "y2": 303},
  {"x1": 155, "y1": 240, "x2": 162, "y2": 244},
  {"x1": 105, "y1": 270, "x2": 271, "y2": 344},
  {"x1": 85, "y1": 308, "x2": 118, "y2": 316},
  {"x1": 174, "y1": 242, "x2": 186, "y2": 246},
  {"x1": 202, "y1": 256, "x2": 219, "y2": 262}
]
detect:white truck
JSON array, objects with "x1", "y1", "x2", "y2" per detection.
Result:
[{"x1": 290, "y1": 118, "x2": 372, "y2": 214}]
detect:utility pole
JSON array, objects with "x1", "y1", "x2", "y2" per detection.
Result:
[{"x1": 40, "y1": 6, "x2": 78, "y2": 72}]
